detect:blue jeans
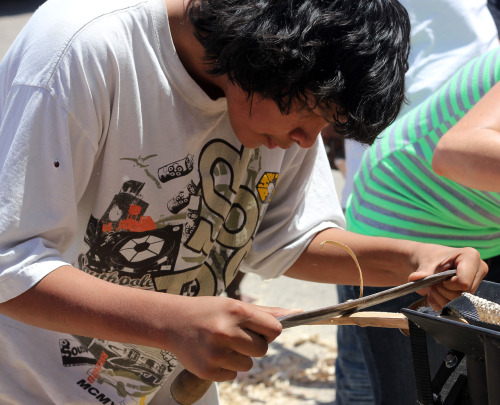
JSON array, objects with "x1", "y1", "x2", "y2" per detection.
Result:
[
  {"x1": 335, "y1": 285, "x2": 448, "y2": 405},
  {"x1": 335, "y1": 308, "x2": 374, "y2": 405}
]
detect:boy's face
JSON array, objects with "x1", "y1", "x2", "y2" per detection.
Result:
[{"x1": 225, "y1": 83, "x2": 330, "y2": 150}]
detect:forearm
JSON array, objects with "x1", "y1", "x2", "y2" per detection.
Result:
[
  {"x1": 432, "y1": 79, "x2": 500, "y2": 192},
  {"x1": 286, "y1": 228, "x2": 420, "y2": 286},
  {"x1": 0, "y1": 265, "x2": 288, "y2": 381},
  {"x1": 0, "y1": 265, "x2": 177, "y2": 351},
  {"x1": 433, "y1": 127, "x2": 500, "y2": 192}
]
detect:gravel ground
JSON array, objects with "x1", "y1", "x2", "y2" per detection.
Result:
[{"x1": 219, "y1": 330, "x2": 337, "y2": 405}]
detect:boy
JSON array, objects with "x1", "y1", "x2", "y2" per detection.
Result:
[{"x1": 0, "y1": 0, "x2": 486, "y2": 403}]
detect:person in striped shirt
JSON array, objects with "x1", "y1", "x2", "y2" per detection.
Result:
[{"x1": 341, "y1": 47, "x2": 500, "y2": 404}]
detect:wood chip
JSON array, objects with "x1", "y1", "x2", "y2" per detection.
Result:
[{"x1": 219, "y1": 333, "x2": 337, "y2": 404}]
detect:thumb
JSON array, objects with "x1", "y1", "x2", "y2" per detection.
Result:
[
  {"x1": 407, "y1": 268, "x2": 435, "y2": 282},
  {"x1": 407, "y1": 269, "x2": 434, "y2": 296},
  {"x1": 254, "y1": 304, "x2": 303, "y2": 318}
]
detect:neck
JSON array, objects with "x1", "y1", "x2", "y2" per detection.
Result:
[{"x1": 164, "y1": 0, "x2": 227, "y2": 99}]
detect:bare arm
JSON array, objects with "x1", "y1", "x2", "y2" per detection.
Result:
[
  {"x1": 0, "y1": 265, "x2": 180, "y2": 347},
  {"x1": 432, "y1": 80, "x2": 500, "y2": 192},
  {"x1": 286, "y1": 227, "x2": 487, "y2": 308},
  {"x1": 0, "y1": 265, "x2": 288, "y2": 382}
]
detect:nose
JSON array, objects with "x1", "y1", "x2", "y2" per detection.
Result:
[{"x1": 289, "y1": 123, "x2": 328, "y2": 148}]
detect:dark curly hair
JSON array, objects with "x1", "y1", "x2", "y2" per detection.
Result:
[{"x1": 189, "y1": 0, "x2": 410, "y2": 145}]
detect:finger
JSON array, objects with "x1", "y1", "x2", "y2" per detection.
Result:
[
  {"x1": 426, "y1": 286, "x2": 449, "y2": 310},
  {"x1": 468, "y1": 259, "x2": 489, "y2": 292},
  {"x1": 191, "y1": 359, "x2": 238, "y2": 382},
  {"x1": 206, "y1": 368, "x2": 238, "y2": 383},
  {"x1": 196, "y1": 349, "x2": 253, "y2": 381},
  {"x1": 437, "y1": 262, "x2": 486, "y2": 302},
  {"x1": 407, "y1": 269, "x2": 435, "y2": 283},
  {"x1": 238, "y1": 307, "x2": 283, "y2": 343},
  {"x1": 415, "y1": 286, "x2": 430, "y2": 297},
  {"x1": 442, "y1": 260, "x2": 487, "y2": 293},
  {"x1": 429, "y1": 273, "x2": 478, "y2": 308},
  {"x1": 445, "y1": 248, "x2": 487, "y2": 291},
  {"x1": 429, "y1": 284, "x2": 457, "y2": 306},
  {"x1": 254, "y1": 304, "x2": 304, "y2": 318},
  {"x1": 229, "y1": 327, "x2": 270, "y2": 358},
  {"x1": 470, "y1": 261, "x2": 488, "y2": 292},
  {"x1": 440, "y1": 274, "x2": 473, "y2": 293},
  {"x1": 216, "y1": 351, "x2": 254, "y2": 374},
  {"x1": 408, "y1": 259, "x2": 454, "y2": 283}
]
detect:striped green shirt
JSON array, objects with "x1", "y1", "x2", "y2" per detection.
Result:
[{"x1": 346, "y1": 47, "x2": 500, "y2": 259}]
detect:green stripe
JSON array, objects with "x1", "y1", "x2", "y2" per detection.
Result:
[{"x1": 347, "y1": 48, "x2": 500, "y2": 259}]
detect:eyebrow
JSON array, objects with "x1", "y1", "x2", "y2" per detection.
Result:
[{"x1": 301, "y1": 98, "x2": 335, "y2": 124}]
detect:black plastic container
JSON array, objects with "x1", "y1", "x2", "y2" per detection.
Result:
[{"x1": 402, "y1": 281, "x2": 500, "y2": 405}]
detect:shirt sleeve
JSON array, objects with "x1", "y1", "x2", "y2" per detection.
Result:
[
  {"x1": 241, "y1": 137, "x2": 346, "y2": 279},
  {"x1": 0, "y1": 85, "x2": 97, "y2": 302}
]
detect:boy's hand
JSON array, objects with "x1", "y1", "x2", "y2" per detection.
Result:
[
  {"x1": 167, "y1": 296, "x2": 296, "y2": 382},
  {"x1": 408, "y1": 245, "x2": 488, "y2": 309}
]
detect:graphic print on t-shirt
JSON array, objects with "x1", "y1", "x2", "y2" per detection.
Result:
[
  {"x1": 158, "y1": 153, "x2": 194, "y2": 183},
  {"x1": 67, "y1": 139, "x2": 278, "y2": 403},
  {"x1": 78, "y1": 180, "x2": 183, "y2": 287}
]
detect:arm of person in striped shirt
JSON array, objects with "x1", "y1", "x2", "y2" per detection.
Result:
[{"x1": 433, "y1": 80, "x2": 500, "y2": 192}]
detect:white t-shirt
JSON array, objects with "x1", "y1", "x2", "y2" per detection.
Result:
[
  {"x1": 0, "y1": 0, "x2": 344, "y2": 403},
  {"x1": 341, "y1": 0, "x2": 499, "y2": 208}
]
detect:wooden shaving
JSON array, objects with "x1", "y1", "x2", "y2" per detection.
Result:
[
  {"x1": 219, "y1": 241, "x2": 361, "y2": 403},
  {"x1": 319, "y1": 240, "x2": 364, "y2": 299},
  {"x1": 219, "y1": 333, "x2": 337, "y2": 404}
]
